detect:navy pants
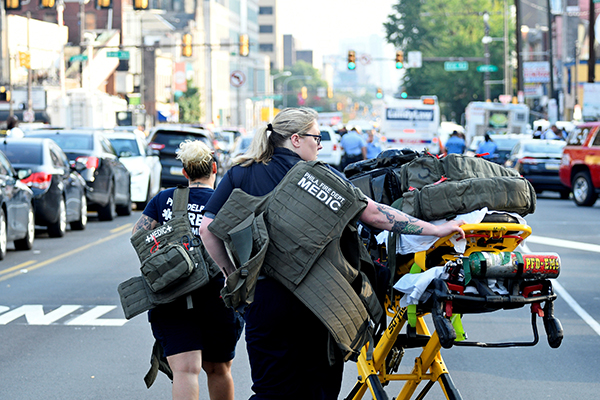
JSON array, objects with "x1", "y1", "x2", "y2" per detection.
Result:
[{"x1": 245, "y1": 277, "x2": 344, "y2": 400}]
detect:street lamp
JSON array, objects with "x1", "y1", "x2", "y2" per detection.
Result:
[
  {"x1": 483, "y1": 11, "x2": 491, "y2": 101},
  {"x1": 282, "y1": 75, "x2": 312, "y2": 108},
  {"x1": 268, "y1": 71, "x2": 291, "y2": 120}
]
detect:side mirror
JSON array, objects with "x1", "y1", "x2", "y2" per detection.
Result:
[{"x1": 17, "y1": 168, "x2": 32, "y2": 180}]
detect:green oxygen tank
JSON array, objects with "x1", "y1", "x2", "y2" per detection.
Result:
[{"x1": 464, "y1": 251, "x2": 561, "y2": 280}]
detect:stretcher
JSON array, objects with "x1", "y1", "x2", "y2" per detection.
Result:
[{"x1": 346, "y1": 215, "x2": 563, "y2": 400}]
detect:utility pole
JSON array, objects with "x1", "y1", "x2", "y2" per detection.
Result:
[
  {"x1": 26, "y1": 11, "x2": 33, "y2": 122},
  {"x1": 588, "y1": 0, "x2": 595, "y2": 83},
  {"x1": 515, "y1": 0, "x2": 524, "y2": 95}
]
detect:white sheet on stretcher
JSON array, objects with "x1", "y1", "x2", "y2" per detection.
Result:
[{"x1": 394, "y1": 208, "x2": 527, "y2": 255}]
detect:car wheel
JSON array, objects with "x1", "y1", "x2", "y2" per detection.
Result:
[
  {"x1": 71, "y1": 192, "x2": 87, "y2": 231},
  {"x1": 572, "y1": 171, "x2": 598, "y2": 207},
  {"x1": 14, "y1": 203, "x2": 35, "y2": 250},
  {"x1": 47, "y1": 197, "x2": 67, "y2": 238},
  {"x1": 116, "y1": 184, "x2": 132, "y2": 216},
  {"x1": 98, "y1": 186, "x2": 116, "y2": 221},
  {"x1": 0, "y1": 208, "x2": 6, "y2": 260}
]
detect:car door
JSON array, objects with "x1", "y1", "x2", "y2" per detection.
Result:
[
  {"x1": 139, "y1": 137, "x2": 162, "y2": 196},
  {"x1": 0, "y1": 151, "x2": 30, "y2": 240},
  {"x1": 99, "y1": 135, "x2": 130, "y2": 204},
  {"x1": 49, "y1": 142, "x2": 82, "y2": 223}
]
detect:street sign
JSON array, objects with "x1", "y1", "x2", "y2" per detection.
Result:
[
  {"x1": 444, "y1": 61, "x2": 468, "y2": 71},
  {"x1": 230, "y1": 70, "x2": 246, "y2": 87},
  {"x1": 106, "y1": 51, "x2": 130, "y2": 60},
  {"x1": 70, "y1": 55, "x2": 88, "y2": 62},
  {"x1": 249, "y1": 95, "x2": 282, "y2": 101},
  {"x1": 477, "y1": 64, "x2": 498, "y2": 73},
  {"x1": 407, "y1": 51, "x2": 422, "y2": 68}
]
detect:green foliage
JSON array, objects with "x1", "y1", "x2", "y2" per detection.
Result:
[
  {"x1": 275, "y1": 62, "x2": 329, "y2": 108},
  {"x1": 176, "y1": 80, "x2": 202, "y2": 123},
  {"x1": 385, "y1": 0, "x2": 513, "y2": 121}
]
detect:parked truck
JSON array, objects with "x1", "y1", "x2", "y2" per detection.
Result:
[{"x1": 464, "y1": 101, "x2": 530, "y2": 146}]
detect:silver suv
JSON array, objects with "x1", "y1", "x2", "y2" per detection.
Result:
[{"x1": 318, "y1": 125, "x2": 342, "y2": 169}]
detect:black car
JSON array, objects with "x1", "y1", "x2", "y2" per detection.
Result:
[
  {"x1": 24, "y1": 130, "x2": 131, "y2": 221},
  {"x1": 147, "y1": 125, "x2": 214, "y2": 187},
  {"x1": 505, "y1": 138, "x2": 570, "y2": 199},
  {"x1": 0, "y1": 149, "x2": 35, "y2": 259},
  {"x1": 1, "y1": 138, "x2": 88, "y2": 236}
]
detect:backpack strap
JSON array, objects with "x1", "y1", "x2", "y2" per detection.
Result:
[{"x1": 172, "y1": 187, "x2": 189, "y2": 218}]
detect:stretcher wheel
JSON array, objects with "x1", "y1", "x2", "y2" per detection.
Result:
[{"x1": 543, "y1": 301, "x2": 563, "y2": 348}]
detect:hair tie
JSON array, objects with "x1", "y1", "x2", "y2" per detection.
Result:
[{"x1": 266, "y1": 123, "x2": 276, "y2": 137}]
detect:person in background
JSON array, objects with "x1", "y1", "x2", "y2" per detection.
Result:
[
  {"x1": 476, "y1": 133, "x2": 498, "y2": 160},
  {"x1": 533, "y1": 125, "x2": 543, "y2": 139},
  {"x1": 444, "y1": 130, "x2": 466, "y2": 155},
  {"x1": 340, "y1": 127, "x2": 367, "y2": 169},
  {"x1": 132, "y1": 140, "x2": 243, "y2": 400},
  {"x1": 365, "y1": 129, "x2": 383, "y2": 159},
  {"x1": 541, "y1": 125, "x2": 561, "y2": 140},
  {"x1": 6, "y1": 116, "x2": 24, "y2": 138},
  {"x1": 199, "y1": 107, "x2": 465, "y2": 400}
]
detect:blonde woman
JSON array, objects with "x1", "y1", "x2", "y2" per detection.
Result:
[{"x1": 133, "y1": 140, "x2": 243, "y2": 400}]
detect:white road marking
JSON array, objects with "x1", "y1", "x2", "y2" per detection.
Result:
[
  {"x1": 0, "y1": 305, "x2": 127, "y2": 326},
  {"x1": 524, "y1": 237, "x2": 600, "y2": 337}
]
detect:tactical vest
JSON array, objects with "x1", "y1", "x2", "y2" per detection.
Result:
[
  {"x1": 208, "y1": 160, "x2": 383, "y2": 361},
  {"x1": 118, "y1": 190, "x2": 221, "y2": 320}
]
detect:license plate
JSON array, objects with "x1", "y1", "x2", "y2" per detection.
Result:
[
  {"x1": 170, "y1": 166, "x2": 184, "y2": 175},
  {"x1": 545, "y1": 164, "x2": 559, "y2": 170}
]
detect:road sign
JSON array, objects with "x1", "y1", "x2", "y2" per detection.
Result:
[
  {"x1": 230, "y1": 70, "x2": 246, "y2": 87},
  {"x1": 444, "y1": 61, "x2": 469, "y2": 71},
  {"x1": 407, "y1": 51, "x2": 422, "y2": 68},
  {"x1": 70, "y1": 55, "x2": 88, "y2": 62},
  {"x1": 477, "y1": 64, "x2": 498, "y2": 73},
  {"x1": 106, "y1": 51, "x2": 130, "y2": 60},
  {"x1": 249, "y1": 95, "x2": 282, "y2": 101}
]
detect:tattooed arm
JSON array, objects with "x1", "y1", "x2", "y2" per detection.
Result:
[
  {"x1": 132, "y1": 214, "x2": 158, "y2": 234},
  {"x1": 359, "y1": 198, "x2": 465, "y2": 239}
]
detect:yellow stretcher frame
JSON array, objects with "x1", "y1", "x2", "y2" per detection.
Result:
[{"x1": 346, "y1": 223, "x2": 533, "y2": 400}]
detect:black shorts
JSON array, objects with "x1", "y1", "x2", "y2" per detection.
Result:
[{"x1": 149, "y1": 277, "x2": 244, "y2": 361}]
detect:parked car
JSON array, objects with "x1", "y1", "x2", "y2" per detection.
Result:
[
  {"x1": 230, "y1": 134, "x2": 255, "y2": 160},
  {"x1": 101, "y1": 130, "x2": 162, "y2": 209},
  {"x1": 147, "y1": 125, "x2": 214, "y2": 187},
  {"x1": 1, "y1": 138, "x2": 88, "y2": 236},
  {"x1": 0, "y1": 149, "x2": 35, "y2": 258},
  {"x1": 318, "y1": 125, "x2": 343, "y2": 169},
  {"x1": 559, "y1": 122, "x2": 600, "y2": 206},
  {"x1": 467, "y1": 133, "x2": 531, "y2": 165},
  {"x1": 24, "y1": 129, "x2": 131, "y2": 221},
  {"x1": 505, "y1": 139, "x2": 569, "y2": 199}
]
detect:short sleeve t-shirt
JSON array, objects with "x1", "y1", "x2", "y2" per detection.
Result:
[{"x1": 143, "y1": 187, "x2": 214, "y2": 238}]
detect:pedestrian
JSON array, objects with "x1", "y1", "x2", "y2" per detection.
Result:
[
  {"x1": 6, "y1": 115, "x2": 24, "y2": 138},
  {"x1": 541, "y1": 125, "x2": 561, "y2": 140},
  {"x1": 533, "y1": 125, "x2": 543, "y2": 139},
  {"x1": 340, "y1": 127, "x2": 366, "y2": 169},
  {"x1": 476, "y1": 133, "x2": 498, "y2": 160},
  {"x1": 199, "y1": 107, "x2": 465, "y2": 400},
  {"x1": 365, "y1": 129, "x2": 383, "y2": 159},
  {"x1": 132, "y1": 140, "x2": 243, "y2": 400},
  {"x1": 444, "y1": 130, "x2": 466, "y2": 155}
]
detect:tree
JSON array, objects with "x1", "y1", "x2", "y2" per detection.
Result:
[
  {"x1": 275, "y1": 61, "x2": 328, "y2": 109},
  {"x1": 176, "y1": 79, "x2": 202, "y2": 123},
  {"x1": 385, "y1": 0, "x2": 512, "y2": 121}
]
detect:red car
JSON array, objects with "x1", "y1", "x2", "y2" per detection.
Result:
[{"x1": 559, "y1": 122, "x2": 600, "y2": 206}]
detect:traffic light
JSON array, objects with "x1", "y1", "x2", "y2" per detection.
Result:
[
  {"x1": 301, "y1": 86, "x2": 308, "y2": 100},
  {"x1": 400, "y1": 91, "x2": 408, "y2": 99},
  {"x1": 347, "y1": 50, "x2": 356, "y2": 70},
  {"x1": 182, "y1": 33, "x2": 193, "y2": 57},
  {"x1": 5, "y1": 0, "x2": 20, "y2": 9},
  {"x1": 395, "y1": 50, "x2": 404, "y2": 69},
  {"x1": 95, "y1": 0, "x2": 112, "y2": 9},
  {"x1": 0, "y1": 87, "x2": 10, "y2": 102},
  {"x1": 133, "y1": 0, "x2": 149, "y2": 10},
  {"x1": 327, "y1": 86, "x2": 333, "y2": 98},
  {"x1": 18, "y1": 51, "x2": 30, "y2": 69},
  {"x1": 239, "y1": 34, "x2": 249, "y2": 57},
  {"x1": 376, "y1": 87, "x2": 383, "y2": 99},
  {"x1": 39, "y1": 0, "x2": 56, "y2": 8}
]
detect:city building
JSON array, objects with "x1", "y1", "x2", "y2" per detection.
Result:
[{"x1": 258, "y1": 0, "x2": 282, "y2": 71}]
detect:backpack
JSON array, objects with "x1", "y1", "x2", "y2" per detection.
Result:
[{"x1": 130, "y1": 187, "x2": 202, "y2": 293}]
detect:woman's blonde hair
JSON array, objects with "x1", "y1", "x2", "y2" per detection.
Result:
[
  {"x1": 233, "y1": 107, "x2": 318, "y2": 166},
  {"x1": 176, "y1": 140, "x2": 215, "y2": 180}
]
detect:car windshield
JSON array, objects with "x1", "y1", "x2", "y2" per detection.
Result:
[
  {"x1": 3, "y1": 143, "x2": 43, "y2": 164},
  {"x1": 522, "y1": 142, "x2": 565, "y2": 156},
  {"x1": 108, "y1": 138, "x2": 141, "y2": 156},
  {"x1": 31, "y1": 134, "x2": 93, "y2": 151},
  {"x1": 153, "y1": 131, "x2": 211, "y2": 148},
  {"x1": 494, "y1": 138, "x2": 522, "y2": 150}
]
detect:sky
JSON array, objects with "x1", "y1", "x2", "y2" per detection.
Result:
[{"x1": 277, "y1": 0, "x2": 398, "y2": 58}]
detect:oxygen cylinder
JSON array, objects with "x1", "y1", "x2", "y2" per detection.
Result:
[{"x1": 466, "y1": 251, "x2": 560, "y2": 279}]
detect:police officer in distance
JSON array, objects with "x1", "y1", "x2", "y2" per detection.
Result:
[
  {"x1": 340, "y1": 127, "x2": 367, "y2": 169},
  {"x1": 132, "y1": 140, "x2": 243, "y2": 400},
  {"x1": 199, "y1": 107, "x2": 465, "y2": 400}
]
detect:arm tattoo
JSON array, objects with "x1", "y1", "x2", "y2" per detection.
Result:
[
  {"x1": 376, "y1": 204, "x2": 424, "y2": 235},
  {"x1": 132, "y1": 215, "x2": 158, "y2": 234}
]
